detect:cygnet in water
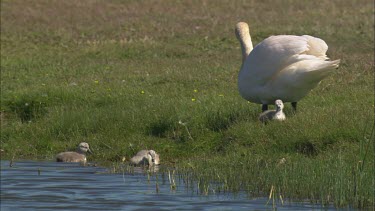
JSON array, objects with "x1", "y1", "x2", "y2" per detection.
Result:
[
  {"x1": 56, "y1": 142, "x2": 92, "y2": 163},
  {"x1": 259, "y1": 99, "x2": 286, "y2": 123},
  {"x1": 130, "y1": 150, "x2": 160, "y2": 166}
]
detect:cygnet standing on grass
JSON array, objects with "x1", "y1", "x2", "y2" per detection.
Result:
[
  {"x1": 130, "y1": 150, "x2": 160, "y2": 166},
  {"x1": 259, "y1": 99, "x2": 286, "y2": 123},
  {"x1": 56, "y1": 142, "x2": 92, "y2": 163}
]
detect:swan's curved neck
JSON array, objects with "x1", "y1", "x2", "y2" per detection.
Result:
[{"x1": 235, "y1": 22, "x2": 253, "y2": 64}]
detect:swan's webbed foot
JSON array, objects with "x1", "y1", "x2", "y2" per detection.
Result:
[
  {"x1": 262, "y1": 104, "x2": 268, "y2": 112},
  {"x1": 291, "y1": 102, "x2": 297, "y2": 113}
]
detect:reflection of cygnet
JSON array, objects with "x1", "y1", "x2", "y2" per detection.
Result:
[
  {"x1": 259, "y1": 99, "x2": 286, "y2": 123},
  {"x1": 56, "y1": 142, "x2": 92, "y2": 163},
  {"x1": 130, "y1": 150, "x2": 160, "y2": 166}
]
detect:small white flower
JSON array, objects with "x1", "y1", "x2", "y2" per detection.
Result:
[{"x1": 178, "y1": 120, "x2": 186, "y2": 126}]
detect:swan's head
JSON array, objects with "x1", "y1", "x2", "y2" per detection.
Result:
[
  {"x1": 77, "y1": 142, "x2": 92, "y2": 154},
  {"x1": 235, "y1": 22, "x2": 250, "y2": 41},
  {"x1": 275, "y1": 99, "x2": 284, "y2": 110}
]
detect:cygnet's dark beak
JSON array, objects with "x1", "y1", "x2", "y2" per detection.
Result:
[{"x1": 88, "y1": 148, "x2": 93, "y2": 154}]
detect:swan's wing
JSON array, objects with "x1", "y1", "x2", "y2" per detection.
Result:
[
  {"x1": 277, "y1": 59, "x2": 340, "y2": 87},
  {"x1": 135, "y1": 150, "x2": 148, "y2": 156},
  {"x1": 243, "y1": 35, "x2": 329, "y2": 84},
  {"x1": 302, "y1": 35, "x2": 328, "y2": 59},
  {"x1": 263, "y1": 58, "x2": 339, "y2": 102}
]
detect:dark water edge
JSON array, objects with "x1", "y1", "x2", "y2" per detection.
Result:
[{"x1": 1, "y1": 160, "x2": 337, "y2": 211}]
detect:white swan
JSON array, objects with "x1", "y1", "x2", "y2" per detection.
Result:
[
  {"x1": 56, "y1": 142, "x2": 92, "y2": 163},
  {"x1": 130, "y1": 150, "x2": 160, "y2": 166},
  {"x1": 235, "y1": 22, "x2": 340, "y2": 111},
  {"x1": 259, "y1": 99, "x2": 286, "y2": 123}
]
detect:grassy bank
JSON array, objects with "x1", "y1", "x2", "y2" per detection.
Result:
[{"x1": 1, "y1": 0, "x2": 374, "y2": 208}]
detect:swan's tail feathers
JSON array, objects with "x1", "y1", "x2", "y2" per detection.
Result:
[{"x1": 303, "y1": 59, "x2": 340, "y2": 82}]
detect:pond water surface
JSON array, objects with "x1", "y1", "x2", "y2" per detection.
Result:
[{"x1": 1, "y1": 160, "x2": 334, "y2": 210}]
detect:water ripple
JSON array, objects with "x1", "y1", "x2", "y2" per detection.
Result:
[{"x1": 1, "y1": 160, "x2": 334, "y2": 211}]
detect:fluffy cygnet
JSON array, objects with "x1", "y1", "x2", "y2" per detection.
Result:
[
  {"x1": 130, "y1": 150, "x2": 160, "y2": 166},
  {"x1": 259, "y1": 99, "x2": 286, "y2": 123},
  {"x1": 56, "y1": 142, "x2": 92, "y2": 163}
]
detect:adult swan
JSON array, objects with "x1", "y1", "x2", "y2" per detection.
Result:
[{"x1": 235, "y1": 22, "x2": 340, "y2": 111}]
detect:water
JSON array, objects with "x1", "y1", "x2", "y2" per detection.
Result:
[{"x1": 1, "y1": 160, "x2": 333, "y2": 210}]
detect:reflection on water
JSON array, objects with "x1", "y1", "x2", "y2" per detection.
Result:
[{"x1": 1, "y1": 160, "x2": 332, "y2": 210}]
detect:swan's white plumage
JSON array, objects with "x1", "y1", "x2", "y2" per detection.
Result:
[{"x1": 236, "y1": 22, "x2": 340, "y2": 105}]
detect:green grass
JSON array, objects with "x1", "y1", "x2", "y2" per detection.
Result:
[{"x1": 1, "y1": 0, "x2": 374, "y2": 208}]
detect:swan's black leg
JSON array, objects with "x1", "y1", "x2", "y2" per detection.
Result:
[
  {"x1": 262, "y1": 104, "x2": 268, "y2": 112},
  {"x1": 291, "y1": 102, "x2": 297, "y2": 113}
]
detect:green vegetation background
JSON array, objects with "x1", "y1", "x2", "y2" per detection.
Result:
[{"x1": 1, "y1": 0, "x2": 374, "y2": 208}]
